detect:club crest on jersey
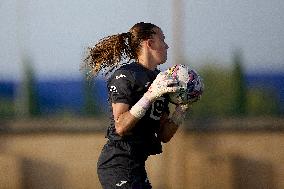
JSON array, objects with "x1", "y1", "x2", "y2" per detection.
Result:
[{"x1": 115, "y1": 74, "x2": 126, "y2": 79}]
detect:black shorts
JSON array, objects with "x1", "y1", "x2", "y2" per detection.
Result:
[{"x1": 97, "y1": 140, "x2": 152, "y2": 189}]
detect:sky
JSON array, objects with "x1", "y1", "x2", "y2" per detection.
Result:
[{"x1": 1, "y1": 0, "x2": 284, "y2": 80}]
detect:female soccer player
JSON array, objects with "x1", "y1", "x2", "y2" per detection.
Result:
[{"x1": 82, "y1": 22, "x2": 190, "y2": 189}]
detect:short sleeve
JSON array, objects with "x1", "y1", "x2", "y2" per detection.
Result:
[{"x1": 107, "y1": 69, "x2": 135, "y2": 105}]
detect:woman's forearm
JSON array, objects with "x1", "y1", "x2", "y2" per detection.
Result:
[
  {"x1": 115, "y1": 110, "x2": 139, "y2": 136},
  {"x1": 159, "y1": 115, "x2": 179, "y2": 143}
]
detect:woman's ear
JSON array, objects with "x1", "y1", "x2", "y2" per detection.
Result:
[{"x1": 146, "y1": 39, "x2": 155, "y2": 50}]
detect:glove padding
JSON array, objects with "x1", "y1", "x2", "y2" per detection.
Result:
[
  {"x1": 188, "y1": 71, "x2": 204, "y2": 103},
  {"x1": 145, "y1": 71, "x2": 180, "y2": 102},
  {"x1": 171, "y1": 104, "x2": 190, "y2": 126},
  {"x1": 130, "y1": 71, "x2": 180, "y2": 119}
]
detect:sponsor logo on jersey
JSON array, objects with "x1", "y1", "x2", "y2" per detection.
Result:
[
  {"x1": 115, "y1": 74, "x2": 126, "y2": 79},
  {"x1": 145, "y1": 82, "x2": 151, "y2": 88},
  {"x1": 116, "y1": 180, "x2": 127, "y2": 187}
]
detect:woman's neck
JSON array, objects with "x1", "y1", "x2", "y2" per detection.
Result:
[{"x1": 137, "y1": 56, "x2": 156, "y2": 71}]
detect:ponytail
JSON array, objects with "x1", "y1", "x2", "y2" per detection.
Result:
[
  {"x1": 81, "y1": 32, "x2": 133, "y2": 78},
  {"x1": 81, "y1": 22, "x2": 158, "y2": 79}
]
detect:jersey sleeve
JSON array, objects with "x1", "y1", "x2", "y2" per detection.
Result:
[{"x1": 107, "y1": 69, "x2": 135, "y2": 105}]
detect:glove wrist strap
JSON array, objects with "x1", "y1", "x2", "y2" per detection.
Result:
[{"x1": 129, "y1": 95, "x2": 152, "y2": 119}]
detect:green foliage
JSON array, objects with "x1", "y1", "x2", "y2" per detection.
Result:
[
  {"x1": 190, "y1": 64, "x2": 235, "y2": 118},
  {"x1": 0, "y1": 98, "x2": 14, "y2": 119},
  {"x1": 24, "y1": 60, "x2": 40, "y2": 116},
  {"x1": 14, "y1": 56, "x2": 41, "y2": 117},
  {"x1": 231, "y1": 50, "x2": 247, "y2": 116},
  {"x1": 247, "y1": 88, "x2": 279, "y2": 116},
  {"x1": 83, "y1": 78, "x2": 97, "y2": 116},
  {"x1": 189, "y1": 51, "x2": 279, "y2": 118}
]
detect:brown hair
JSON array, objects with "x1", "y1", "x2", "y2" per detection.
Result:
[{"x1": 81, "y1": 22, "x2": 158, "y2": 78}]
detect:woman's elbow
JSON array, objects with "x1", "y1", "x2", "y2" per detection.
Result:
[
  {"x1": 115, "y1": 123, "x2": 133, "y2": 136},
  {"x1": 115, "y1": 126, "x2": 126, "y2": 136},
  {"x1": 160, "y1": 135, "x2": 173, "y2": 143}
]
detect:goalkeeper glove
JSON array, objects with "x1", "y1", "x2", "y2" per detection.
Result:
[
  {"x1": 171, "y1": 104, "x2": 190, "y2": 126},
  {"x1": 130, "y1": 71, "x2": 180, "y2": 119}
]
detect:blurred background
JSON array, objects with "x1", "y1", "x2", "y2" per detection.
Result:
[{"x1": 1, "y1": 0, "x2": 284, "y2": 188}]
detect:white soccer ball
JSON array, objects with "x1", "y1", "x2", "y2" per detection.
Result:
[{"x1": 166, "y1": 64, "x2": 204, "y2": 105}]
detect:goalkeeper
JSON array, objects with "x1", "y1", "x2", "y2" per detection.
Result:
[{"x1": 82, "y1": 22, "x2": 191, "y2": 189}]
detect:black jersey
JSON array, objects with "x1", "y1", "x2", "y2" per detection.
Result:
[{"x1": 106, "y1": 62, "x2": 170, "y2": 155}]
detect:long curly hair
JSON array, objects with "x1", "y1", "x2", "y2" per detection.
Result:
[{"x1": 81, "y1": 22, "x2": 158, "y2": 78}]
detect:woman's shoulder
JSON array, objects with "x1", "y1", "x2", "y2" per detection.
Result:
[
  {"x1": 111, "y1": 63, "x2": 141, "y2": 77},
  {"x1": 107, "y1": 64, "x2": 136, "y2": 83},
  {"x1": 119, "y1": 62, "x2": 140, "y2": 72}
]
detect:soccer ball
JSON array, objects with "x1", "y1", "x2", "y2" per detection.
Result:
[{"x1": 166, "y1": 64, "x2": 204, "y2": 105}]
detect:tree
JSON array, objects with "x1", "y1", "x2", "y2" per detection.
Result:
[
  {"x1": 83, "y1": 77, "x2": 97, "y2": 116},
  {"x1": 15, "y1": 56, "x2": 40, "y2": 117},
  {"x1": 190, "y1": 64, "x2": 235, "y2": 118},
  {"x1": 231, "y1": 50, "x2": 247, "y2": 116},
  {"x1": 247, "y1": 88, "x2": 279, "y2": 116},
  {"x1": 24, "y1": 57, "x2": 40, "y2": 116}
]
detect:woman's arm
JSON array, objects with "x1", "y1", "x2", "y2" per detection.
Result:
[
  {"x1": 159, "y1": 104, "x2": 190, "y2": 143},
  {"x1": 159, "y1": 113, "x2": 179, "y2": 143},
  {"x1": 112, "y1": 102, "x2": 139, "y2": 136},
  {"x1": 112, "y1": 71, "x2": 180, "y2": 136}
]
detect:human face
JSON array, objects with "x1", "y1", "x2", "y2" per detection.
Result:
[{"x1": 150, "y1": 28, "x2": 169, "y2": 65}]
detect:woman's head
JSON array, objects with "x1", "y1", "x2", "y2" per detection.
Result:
[
  {"x1": 81, "y1": 22, "x2": 166, "y2": 78},
  {"x1": 128, "y1": 22, "x2": 158, "y2": 58},
  {"x1": 146, "y1": 26, "x2": 169, "y2": 66}
]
